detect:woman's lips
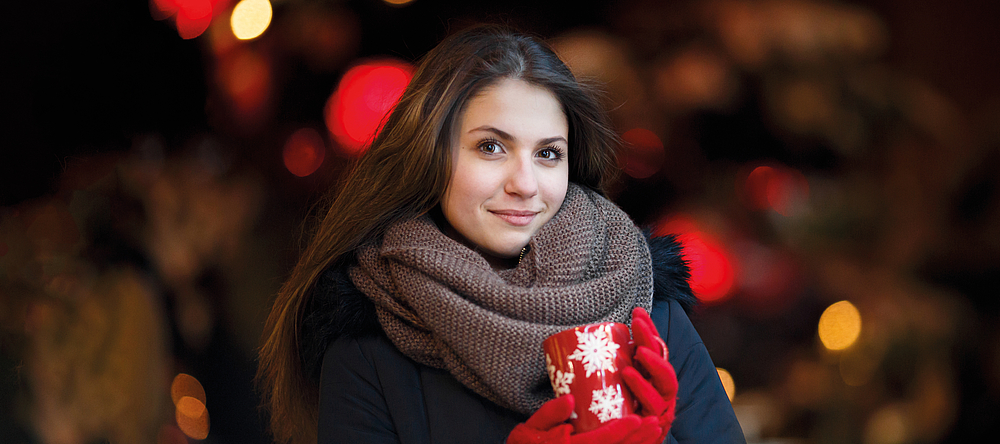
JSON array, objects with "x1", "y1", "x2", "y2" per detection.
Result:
[{"x1": 490, "y1": 210, "x2": 538, "y2": 226}]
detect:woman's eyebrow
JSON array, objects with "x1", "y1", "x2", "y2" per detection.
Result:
[
  {"x1": 470, "y1": 126, "x2": 516, "y2": 141},
  {"x1": 470, "y1": 126, "x2": 567, "y2": 145},
  {"x1": 538, "y1": 136, "x2": 568, "y2": 146}
]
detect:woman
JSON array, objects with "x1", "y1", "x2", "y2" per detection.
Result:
[{"x1": 257, "y1": 25, "x2": 744, "y2": 444}]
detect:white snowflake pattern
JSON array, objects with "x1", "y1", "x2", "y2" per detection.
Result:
[
  {"x1": 546, "y1": 354, "x2": 576, "y2": 395},
  {"x1": 566, "y1": 324, "x2": 621, "y2": 377},
  {"x1": 588, "y1": 385, "x2": 625, "y2": 423}
]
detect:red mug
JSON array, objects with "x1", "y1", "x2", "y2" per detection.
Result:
[{"x1": 542, "y1": 322, "x2": 637, "y2": 432}]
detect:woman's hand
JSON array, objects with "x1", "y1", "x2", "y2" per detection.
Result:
[
  {"x1": 621, "y1": 307, "x2": 678, "y2": 444},
  {"x1": 507, "y1": 395, "x2": 661, "y2": 444}
]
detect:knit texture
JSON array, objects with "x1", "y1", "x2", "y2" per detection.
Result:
[{"x1": 349, "y1": 183, "x2": 654, "y2": 415}]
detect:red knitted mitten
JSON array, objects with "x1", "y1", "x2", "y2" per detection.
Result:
[
  {"x1": 507, "y1": 395, "x2": 661, "y2": 444},
  {"x1": 507, "y1": 395, "x2": 574, "y2": 444},
  {"x1": 621, "y1": 307, "x2": 678, "y2": 444}
]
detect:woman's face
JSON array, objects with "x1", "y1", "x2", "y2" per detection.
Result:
[{"x1": 441, "y1": 78, "x2": 570, "y2": 263}]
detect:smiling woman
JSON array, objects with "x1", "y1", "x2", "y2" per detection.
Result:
[
  {"x1": 256, "y1": 24, "x2": 744, "y2": 444},
  {"x1": 441, "y1": 78, "x2": 570, "y2": 267}
]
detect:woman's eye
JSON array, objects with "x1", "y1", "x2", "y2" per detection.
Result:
[
  {"x1": 478, "y1": 140, "x2": 502, "y2": 154},
  {"x1": 538, "y1": 148, "x2": 563, "y2": 160}
]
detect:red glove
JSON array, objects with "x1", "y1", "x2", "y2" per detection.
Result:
[
  {"x1": 622, "y1": 307, "x2": 678, "y2": 444},
  {"x1": 507, "y1": 395, "x2": 661, "y2": 444}
]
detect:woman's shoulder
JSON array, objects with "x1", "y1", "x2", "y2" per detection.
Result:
[
  {"x1": 301, "y1": 261, "x2": 381, "y2": 381},
  {"x1": 646, "y1": 232, "x2": 698, "y2": 315}
]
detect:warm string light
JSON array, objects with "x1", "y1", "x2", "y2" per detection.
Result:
[
  {"x1": 325, "y1": 60, "x2": 415, "y2": 155},
  {"x1": 654, "y1": 216, "x2": 736, "y2": 304},
  {"x1": 743, "y1": 165, "x2": 810, "y2": 217},
  {"x1": 717, "y1": 367, "x2": 736, "y2": 401},
  {"x1": 215, "y1": 47, "x2": 273, "y2": 127},
  {"x1": 818, "y1": 300, "x2": 862, "y2": 351},
  {"x1": 150, "y1": 0, "x2": 223, "y2": 40},
  {"x1": 733, "y1": 241, "x2": 802, "y2": 316},
  {"x1": 865, "y1": 404, "x2": 910, "y2": 444},
  {"x1": 170, "y1": 373, "x2": 210, "y2": 440},
  {"x1": 231, "y1": 0, "x2": 272, "y2": 40},
  {"x1": 283, "y1": 128, "x2": 327, "y2": 177}
]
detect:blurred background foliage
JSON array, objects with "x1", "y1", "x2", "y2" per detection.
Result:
[{"x1": 2, "y1": 0, "x2": 999, "y2": 443}]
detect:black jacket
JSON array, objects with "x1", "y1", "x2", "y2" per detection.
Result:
[{"x1": 301, "y1": 235, "x2": 745, "y2": 443}]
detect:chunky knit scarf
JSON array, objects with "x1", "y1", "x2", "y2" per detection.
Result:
[{"x1": 349, "y1": 183, "x2": 653, "y2": 414}]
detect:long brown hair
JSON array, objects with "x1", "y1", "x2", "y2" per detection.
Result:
[{"x1": 256, "y1": 24, "x2": 621, "y2": 444}]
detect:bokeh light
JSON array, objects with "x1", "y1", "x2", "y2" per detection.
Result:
[
  {"x1": 655, "y1": 215, "x2": 736, "y2": 303},
  {"x1": 283, "y1": 128, "x2": 326, "y2": 177},
  {"x1": 177, "y1": 395, "x2": 207, "y2": 418},
  {"x1": 653, "y1": 46, "x2": 735, "y2": 111},
  {"x1": 383, "y1": 0, "x2": 416, "y2": 5},
  {"x1": 150, "y1": 0, "x2": 181, "y2": 20},
  {"x1": 864, "y1": 404, "x2": 910, "y2": 444},
  {"x1": 217, "y1": 48, "x2": 272, "y2": 125},
  {"x1": 230, "y1": 0, "x2": 272, "y2": 40},
  {"x1": 733, "y1": 241, "x2": 802, "y2": 316},
  {"x1": 170, "y1": 373, "x2": 207, "y2": 405},
  {"x1": 745, "y1": 166, "x2": 776, "y2": 210},
  {"x1": 170, "y1": 373, "x2": 209, "y2": 440},
  {"x1": 149, "y1": 0, "x2": 227, "y2": 39},
  {"x1": 818, "y1": 300, "x2": 862, "y2": 351},
  {"x1": 717, "y1": 367, "x2": 736, "y2": 401},
  {"x1": 621, "y1": 128, "x2": 665, "y2": 179},
  {"x1": 175, "y1": 396, "x2": 210, "y2": 440},
  {"x1": 324, "y1": 59, "x2": 414, "y2": 155},
  {"x1": 177, "y1": 0, "x2": 213, "y2": 40},
  {"x1": 743, "y1": 165, "x2": 810, "y2": 217}
]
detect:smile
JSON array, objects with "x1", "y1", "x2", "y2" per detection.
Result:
[{"x1": 490, "y1": 210, "x2": 539, "y2": 227}]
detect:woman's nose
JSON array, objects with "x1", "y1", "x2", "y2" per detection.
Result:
[{"x1": 503, "y1": 154, "x2": 539, "y2": 198}]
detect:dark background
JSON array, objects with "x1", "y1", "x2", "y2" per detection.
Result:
[{"x1": 3, "y1": 1, "x2": 999, "y2": 443}]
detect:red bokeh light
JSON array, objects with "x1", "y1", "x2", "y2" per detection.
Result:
[
  {"x1": 743, "y1": 165, "x2": 809, "y2": 216},
  {"x1": 745, "y1": 166, "x2": 775, "y2": 210},
  {"x1": 217, "y1": 48, "x2": 272, "y2": 125},
  {"x1": 283, "y1": 128, "x2": 327, "y2": 177},
  {"x1": 733, "y1": 241, "x2": 803, "y2": 316},
  {"x1": 654, "y1": 215, "x2": 736, "y2": 304},
  {"x1": 176, "y1": 0, "x2": 213, "y2": 39},
  {"x1": 151, "y1": 0, "x2": 180, "y2": 20},
  {"x1": 150, "y1": 0, "x2": 228, "y2": 39},
  {"x1": 324, "y1": 59, "x2": 414, "y2": 156},
  {"x1": 621, "y1": 128, "x2": 666, "y2": 179}
]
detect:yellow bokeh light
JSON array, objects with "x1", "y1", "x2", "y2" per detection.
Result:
[
  {"x1": 177, "y1": 396, "x2": 207, "y2": 418},
  {"x1": 384, "y1": 0, "x2": 416, "y2": 5},
  {"x1": 717, "y1": 367, "x2": 735, "y2": 401},
  {"x1": 176, "y1": 396, "x2": 210, "y2": 440},
  {"x1": 864, "y1": 404, "x2": 910, "y2": 444},
  {"x1": 171, "y1": 373, "x2": 207, "y2": 406},
  {"x1": 818, "y1": 300, "x2": 862, "y2": 351},
  {"x1": 231, "y1": 0, "x2": 272, "y2": 40}
]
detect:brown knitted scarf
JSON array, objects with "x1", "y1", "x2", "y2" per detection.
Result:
[{"x1": 349, "y1": 183, "x2": 653, "y2": 414}]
